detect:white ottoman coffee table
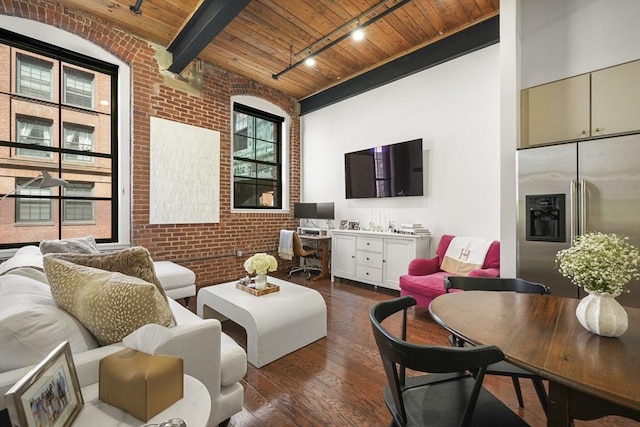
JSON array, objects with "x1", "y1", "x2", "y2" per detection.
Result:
[{"x1": 197, "y1": 277, "x2": 327, "y2": 368}]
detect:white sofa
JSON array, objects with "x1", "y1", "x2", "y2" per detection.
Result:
[{"x1": 0, "y1": 246, "x2": 247, "y2": 427}]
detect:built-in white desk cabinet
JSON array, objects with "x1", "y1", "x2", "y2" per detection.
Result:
[{"x1": 331, "y1": 230, "x2": 431, "y2": 291}]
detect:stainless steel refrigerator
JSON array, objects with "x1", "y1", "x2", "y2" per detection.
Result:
[{"x1": 517, "y1": 134, "x2": 640, "y2": 308}]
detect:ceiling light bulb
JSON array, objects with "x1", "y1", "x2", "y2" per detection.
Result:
[
  {"x1": 305, "y1": 56, "x2": 316, "y2": 67},
  {"x1": 352, "y1": 28, "x2": 364, "y2": 41}
]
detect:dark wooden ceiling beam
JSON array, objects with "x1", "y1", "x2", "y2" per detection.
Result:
[{"x1": 167, "y1": 0, "x2": 251, "y2": 73}]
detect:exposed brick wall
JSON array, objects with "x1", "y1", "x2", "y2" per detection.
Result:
[{"x1": 1, "y1": 0, "x2": 301, "y2": 285}]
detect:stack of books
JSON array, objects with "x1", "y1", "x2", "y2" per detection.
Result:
[{"x1": 397, "y1": 224, "x2": 431, "y2": 235}]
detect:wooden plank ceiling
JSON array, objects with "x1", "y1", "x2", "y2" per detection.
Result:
[{"x1": 56, "y1": 0, "x2": 499, "y2": 101}]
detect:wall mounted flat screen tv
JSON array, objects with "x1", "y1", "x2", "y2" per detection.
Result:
[{"x1": 344, "y1": 138, "x2": 423, "y2": 199}]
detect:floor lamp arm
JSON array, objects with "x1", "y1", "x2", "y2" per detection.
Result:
[{"x1": 0, "y1": 175, "x2": 42, "y2": 201}]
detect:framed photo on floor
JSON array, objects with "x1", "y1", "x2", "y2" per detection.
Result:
[{"x1": 5, "y1": 341, "x2": 83, "y2": 427}]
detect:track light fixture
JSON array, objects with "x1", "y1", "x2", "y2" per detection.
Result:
[
  {"x1": 304, "y1": 56, "x2": 316, "y2": 67},
  {"x1": 130, "y1": 0, "x2": 143, "y2": 15},
  {"x1": 352, "y1": 22, "x2": 364, "y2": 41},
  {"x1": 272, "y1": 0, "x2": 411, "y2": 80}
]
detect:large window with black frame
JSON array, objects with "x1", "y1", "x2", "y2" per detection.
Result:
[
  {"x1": 232, "y1": 103, "x2": 283, "y2": 209},
  {"x1": 0, "y1": 29, "x2": 118, "y2": 248}
]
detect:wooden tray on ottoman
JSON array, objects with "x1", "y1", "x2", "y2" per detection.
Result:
[{"x1": 235, "y1": 282, "x2": 280, "y2": 296}]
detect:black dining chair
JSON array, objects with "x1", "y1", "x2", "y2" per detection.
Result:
[
  {"x1": 444, "y1": 276, "x2": 550, "y2": 415},
  {"x1": 370, "y1": 296, "x2": 530, "y2": 427}
]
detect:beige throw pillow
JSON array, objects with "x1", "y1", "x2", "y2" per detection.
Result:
[
  {"x1": 40, "y1": 235, "x2": 100, "y2": 255},
  {"x1": 43, "y1": 257, "x2": 174, "y2": 346},
  {"x1": 45, "y1": 246, "x2": 170, "y2": 303}
]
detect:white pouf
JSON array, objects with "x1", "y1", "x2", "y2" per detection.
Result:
[{"x1": 154, "y1": 261, "x2": 196, "y2": 302}]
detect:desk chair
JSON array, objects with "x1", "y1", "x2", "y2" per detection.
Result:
[
  {"x1": 370, "y1": 296, "x2": 529, "y2": 427},
  {"x1": 445, "y1": 276, "x2": 550, "y2": 415},
  {"x1": 288, "y1": 232, "x2": 322, "y2": 280}
]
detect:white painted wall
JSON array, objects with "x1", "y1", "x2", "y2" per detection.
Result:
[
  {"x1": 499, "y1": 0, "x2": 521, "y2": 277},
  {"x1": 301, "y1": 0, "x2": 639, "y2": 266},
  {"x1": 301, "y1": 45, "x2": 501, "y2": 253},
  {"x1": 520, "y1": 0, "x2": 640, "y2": 88}
]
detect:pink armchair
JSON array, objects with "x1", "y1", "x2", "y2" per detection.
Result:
[{"x1": 399, "y1": 234, "x2": 500, "y2": 308}]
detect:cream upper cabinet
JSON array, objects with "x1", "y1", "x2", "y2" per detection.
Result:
[
  {"x1": 522, "y1": 74, "x2": 590, "y2": 147},
  {"x1": 521, "y1": 60, "x2": 640, "y2": 148},
  {"x1": 591, "y1": 60, "x2": 640, "y2": 137}
]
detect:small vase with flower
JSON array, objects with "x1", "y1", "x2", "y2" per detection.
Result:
[
  {"x1": 244, "y1": 253, "x2": 278, "y2": 290},
  {"x1": 556, "y1": 232, "x2": 640, "y2": 337}
]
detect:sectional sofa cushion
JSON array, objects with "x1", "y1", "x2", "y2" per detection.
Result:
[
  {"x1": 0, "y1": 245, "x2": 44, "y2": 277},
  {"x1": 220, "y1": 333, "x2": 249, "y2": 387},
  {"x1": 46, "y1": 246, "x2": 170, "y2": 304},
  {"x1": 43, "y1": 257, "x2": 173, "y2": 346},
  {"x1": 0, "y1": 266, "x2": 48, "y2": 283},
  {"x1": 0, "y1": 274, "x2": 98, "y2": 373},
  {"x1": 39, "y1": 235, "x2": 100, "y2": 255}
]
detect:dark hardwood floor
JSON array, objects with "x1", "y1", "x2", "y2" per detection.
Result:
[{"x1": 189, "y1": 273, "x2": 639, "y2": 427}]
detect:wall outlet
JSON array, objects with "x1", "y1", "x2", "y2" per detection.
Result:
[{"x1": 235, "y1": 250, "x2": 243, "y2": 257}]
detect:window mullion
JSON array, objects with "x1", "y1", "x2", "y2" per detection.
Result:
[
  {"x1": 232, "y1": 103, "x2": 283, "y2": 210},
  {"x1": 1, "y1": 29, "x2": 118, "y2": 248}
]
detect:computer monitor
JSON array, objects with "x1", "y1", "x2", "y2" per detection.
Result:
[
  {"x1": 293, "y1": 202, "x2": 316, "y2": 219},
  {"x1": 293, "y1": 202, "x2": 334, "y2": 220},
  {"x1": 316, "y1": 202, "x2": 334, "y2": 220}
]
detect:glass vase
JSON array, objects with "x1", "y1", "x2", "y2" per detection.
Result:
[
  {"x1": 575, "y1": 291, "x2": 628, "y2": 337},
  {"x1": 255, "y1": 273, "x2": 268, "y2": 290}
]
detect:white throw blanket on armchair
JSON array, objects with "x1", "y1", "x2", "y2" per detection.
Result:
[{"x1": 440, "y1": 236, "x2": 492, "y2": 276}]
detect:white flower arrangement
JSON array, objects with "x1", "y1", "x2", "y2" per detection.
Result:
[
  {"x1": 244, "y1": 253, "x2": 278, "y2": 275},
  {"x1": 556, "y1": 232, "x2": 640, "y2": 295}
]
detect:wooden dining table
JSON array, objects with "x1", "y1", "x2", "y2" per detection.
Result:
[{"x1": 429, "y1": 291, "x2": 640, "y2": 427}]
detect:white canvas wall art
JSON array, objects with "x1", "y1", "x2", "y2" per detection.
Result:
[{"x1": 149, "y1": 117, "x2": 220, "y2": 224}]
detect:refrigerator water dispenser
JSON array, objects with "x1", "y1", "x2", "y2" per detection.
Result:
[{"x1": 525, "y1": 194, "x2": 565, "y2": 242}]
